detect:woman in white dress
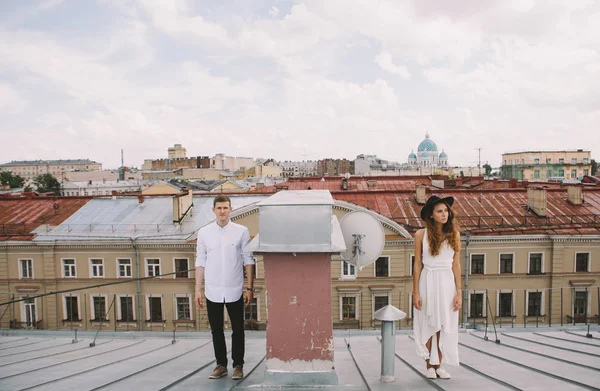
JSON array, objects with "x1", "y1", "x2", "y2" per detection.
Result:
[{"x1": 413, "y1": 195, "x2": 462, "y2": 379}]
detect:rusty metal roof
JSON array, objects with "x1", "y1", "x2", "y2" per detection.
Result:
[{"x1": 0, "y1": 197, "x2": 91, "y2": 240}]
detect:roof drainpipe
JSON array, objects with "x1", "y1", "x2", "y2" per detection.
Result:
[
  {"x1": 462, "y1": 234, "x2": 471, "y2": 328},
  {"x1": 133, "y1": 240, "x2": 143, "y2": 331}
]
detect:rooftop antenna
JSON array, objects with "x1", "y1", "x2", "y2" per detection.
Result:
[
  {"x1": 301, "y1": 148, "x2": 308, "y2": 162},
  {"x1": 476, "y1": 147, "x2": 482, "y2": 176},
  {"x1": 121, "y1": 149, "x2": 124, "y2": 168}
]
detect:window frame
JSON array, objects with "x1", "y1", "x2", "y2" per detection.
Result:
[
  {"x1": 374, "y1": 256, "x2": 390, "y2": 277},
  {"x1": 244, "y1": 295, "x2": 260, "y2": 321},
  {"x1": 496, "y1": 290, "x2": 514, "y2": 317},
  {"x1": 90, "y1": 294, "x2": 109, "y2": 321},
  {"x1": 525, "y1": 290, "x2": 544, "y2": 316},
  {"x1": 339, "y1": 294, "x2": 359, "y2": 321},
  {"x1": 467, "y1": 290, "x2": 487, "y2": 318},
  {"x1": 528, "y1": 252, "x2": 544, "y2": 274},
  {"x1": 89, "y1": 258, "x2": 105, "y2": 278},
  {"x1": 117, "y1": 258, "x2": 132, "y2": 278},
  {"x1": 62, "y1": 294, "x2": 81, "y2": 321},
  {"x1": 574, "y1": 252, "x2": 590, "y2": 272},
  {"x1": 341, "y1": 261, "x2": 356, "y2": 279},
  {"x1": 145, "y1": 258, "x2": 161, "y2": 278},
  {"x1": 62, "y1": 258, "x2": 77, "y2": 278},
  {"x1": 116, "y1": 294, "x2": 136, "y2": 322},
  {"x1": 18, "y1": 258, "x2": 34, "y2": 279},
  {"x1": 173, "y1": 258, "x2": 190, "y2": 279},
  {"x1": 470, "y1": 253, "x2": 486, "y2": 275},
  {"x1": 498, "y1": 253, "x2": 515, "y2": 274},
  {"x1": 409, "y1": 254, "x2": 416, "y2": 276},
  {"x1": 145, "y1": 294, "x2": 165, "y2": 322},
  {"x1": 372, "y1": 293, "x2": 391, "y2": 317},
  {"x1": 174, "y1": 294, "x2": 193, "y2": 321}
]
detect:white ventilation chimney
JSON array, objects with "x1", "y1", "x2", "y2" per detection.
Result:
[
  {"x1": 527, "y1": 187, "x2": 547, "y2": 217},
  {"x1": 567, "y1": 185, "x2": 583, "y2": 205},
  {"x1": 173, "y1": 190, "x2": 193, "y2": 223}
]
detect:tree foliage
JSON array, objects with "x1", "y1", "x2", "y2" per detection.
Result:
[
  {"x1": 592, "y1": 159, "x2": 598, "y2": 176},
  {"x1": 0, "y1": 171, "x2": 25, "y2": 188},
  {"x1": 33, "y1": 173, "x2": 61, "y2": 194},
  {"x1": 483, "y1": 163, "x2": 492, "y2": 176}
]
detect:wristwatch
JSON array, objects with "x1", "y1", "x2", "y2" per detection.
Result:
[{"x1": 246, "y1": 287, "x2": 255, "y2": 292}]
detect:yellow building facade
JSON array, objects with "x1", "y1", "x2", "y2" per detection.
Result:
[{"x1": 501, "y1": 150, "x2": 592, "y2": 181}]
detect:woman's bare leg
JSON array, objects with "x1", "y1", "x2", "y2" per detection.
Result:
[{"x1": 425, "y1": 336, "x2": 440, "y2": 369}]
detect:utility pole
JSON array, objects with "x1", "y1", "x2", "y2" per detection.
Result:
[{"x1": 476, "y1": 148, "x2": 482, "y2": 176}]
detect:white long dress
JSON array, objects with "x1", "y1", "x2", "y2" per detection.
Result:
[{"x1": 413, "y1": 230, "x2": 459, "y2": 366}]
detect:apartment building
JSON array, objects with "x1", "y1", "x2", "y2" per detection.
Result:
[
  {"x1": 0, "y1": 159, "x2": 102, "y2": 180},
  {"x1": 501, "y1": 150, "x2": 592, "y2": 181},
  {"x1": 1, "y1": 182, "x2": 599, "y2": 331},
  {"x1": 279, "y1": 160, "x2": 318, "y2": 177}
]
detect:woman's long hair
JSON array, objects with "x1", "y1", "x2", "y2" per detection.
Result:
[{"x1": 424, "y1": 201, "x2": 460, "y2": 256}]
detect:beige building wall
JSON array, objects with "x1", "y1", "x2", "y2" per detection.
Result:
[
  {"x1": 2, "y1": 208, "x2": 599, "y2": 331},
  {"x1": 142, "y1": 182, "x2": 181, "y2": 195}
]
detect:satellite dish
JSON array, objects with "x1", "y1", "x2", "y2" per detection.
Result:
[{"x1": 339, "y1": 211, "x2": 385, "y2": 270}]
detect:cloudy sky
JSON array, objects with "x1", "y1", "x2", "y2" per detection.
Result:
[{"x1": 1, "y1": 0, "x2": 599, "y2": 169}]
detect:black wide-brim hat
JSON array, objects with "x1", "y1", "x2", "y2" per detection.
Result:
[{"x1": 420, "y1": 195, "x2": 455, "y2": 221}]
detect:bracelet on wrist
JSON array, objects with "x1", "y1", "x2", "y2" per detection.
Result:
[{"x1": 246, "y1": 287, "x2": 254, "y2": 292}]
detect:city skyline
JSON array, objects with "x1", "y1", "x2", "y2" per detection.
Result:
[{"x1": 1, "y1": 1, "x2": 599, "y2": 169}]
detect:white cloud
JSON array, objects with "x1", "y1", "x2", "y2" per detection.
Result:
[
  {"x1": 374, "y1": 51, "x2": 411, "y2": 79},
  {"x1": 0, "y1": 84, "x2": 27, "y2": 115}
]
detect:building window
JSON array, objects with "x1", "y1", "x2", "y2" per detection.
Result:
[
  {"x1": 471, "y1": 254, "x2": 485, "y2": 274},
  {"x1": 63, "y1": 259, "x2": 76, "y2": 278},
  {"x1": 547, "y1": 170, "x2": 552, "y2": 178},
  {"x1": 175, "y1": 296, "x2": 192, "y2": 320},
  {"x1": 64, "y1": 295, "x2": 80, "y2": 321},
  {"x1": 546, "y1": 158, "x2": 551, "y2": 164},
  {"x1": 373, "y1": 295, "x2": 389, "y2": 313},
  {"x1": 92, "y1": 296, "x2": 107, "y2": 321},
  {"x1": 19, "y1": 259, "x2": 33, "y2": 279},
  {"x1": 558, "y1": 169, "x2": 564, "y2": 177},
  {"x1": 571, "y1": 169, "x2": 577, "y2": 178},
  {"x1": 584, "y1": 169, "x2": 589, "y2": 176},
  {"x1": 341, "y1": 296, "x2": 357, "y2": 320},
  {"x1": 118, "y1": 259, "x2": 132, "y2": 278},
  {"x1": 534, "y1": 158, "x2": 539, "y2": 164},
  {"x1": 498, "y1": 292, "x2": 513, "y2": 317},
  {"x1": 374, "y1": 256, "x2": 389, "y2": 277},
  {"x1": 410, "y1": 255, "x2": 415, "y2": 276},
  {"x1": 469, "y1": 292, "x2": 485, "y2": 318},
  {"x1": 244, "y1": 297, "x2": 258, "y2": 321},
  {"x1": 146, "y1": 259, "x2": 161, "y2": 277},
  {"x1": 22, "y1": 297, "x2": 37, "y2": 327},
  {"x1": 147, "y1": 296, "x2": 163, "y2": 321},
  {"x1": 174, "y1": 258, "x2": 189, "y2": 278},
  {"x1": 499, "y1": 254, "x2": 513, "y2": 274},
  {"x1": 342, "y1": 261, "x2": 356, "y2": 278},
  {"x1": 534, "y1": 170, "x2": 540, "y2": 179},
  {"x1": 119, "y1": 296, "x2": 135, "y2": 321},
  {"x1": 575, "y1": 253, "x2": 590, "y2": 272},
  {"x1": 90, "y1": 259, "x2": 104, "y2": 278},
  {"x1": 528, "y1": 253, "x2": 543, "y2": 274},
  {"x1": 571, "y1": 158, "x2": 577, "y2": 164},
  {"x1": 527, "y1": 291, "x2": 542, "y2": 316},
  {"x1": 559, "y1": 158, "x2": 564, "y2": 164}
]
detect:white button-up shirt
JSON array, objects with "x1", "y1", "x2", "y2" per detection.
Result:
[{"x1": 195, "y1": 220, "x2": 254, "y2": 303}]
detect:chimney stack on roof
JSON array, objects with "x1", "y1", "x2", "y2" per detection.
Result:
[
  {"x1": 415, "y1": 184, "x2": 427, "y2": 204},
  {"x1": 138, "y1": 194, "x2": 145, "y2": 204},
  {"x1": 567, "y1": 185, "x2": 583, "y2": 205},
  {"x1": 527, "y1": 186, "x2": 547, "y2": 217}
]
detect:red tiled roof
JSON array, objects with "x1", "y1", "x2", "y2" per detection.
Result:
[
  {"x1": 334, "y1": 188, "x2": 600, "y2": 235},
  {"x1": 0, "y1": 197, "x2": 91, "y2": 240}
]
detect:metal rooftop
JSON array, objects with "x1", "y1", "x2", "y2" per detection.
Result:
[
  {"x1": 32, "y1": 195, "x2": 268, "y2": 241},
  {"x1": 1, "y1": 327, "x2": 599, "y2": 390}
]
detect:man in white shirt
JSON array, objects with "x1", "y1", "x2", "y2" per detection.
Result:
[{"x1": 195, "y1": 195, "x2": 254, "y2": 380}]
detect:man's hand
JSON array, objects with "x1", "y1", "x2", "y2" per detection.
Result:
[
  {"x1": 195, "y1": 291, "x2": 204, "y2": 309},
  {"x1": 243, "y1": 290, "x2": 253, "y2": 307}
]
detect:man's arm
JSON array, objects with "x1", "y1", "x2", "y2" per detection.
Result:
[
  {"x1": 241, "y1": 228, "x2": 254, "y2": 306},
  {"x1": 195, "y1": 266, "x2": 205, "y2": 308},
  {"x1": 195, "y1": 231, "x2": 207, "y2": 308}
]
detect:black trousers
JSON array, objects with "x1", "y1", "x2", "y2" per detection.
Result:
[{"x1": 206, "y1": 295, "x2": 245, "y2": 368}]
